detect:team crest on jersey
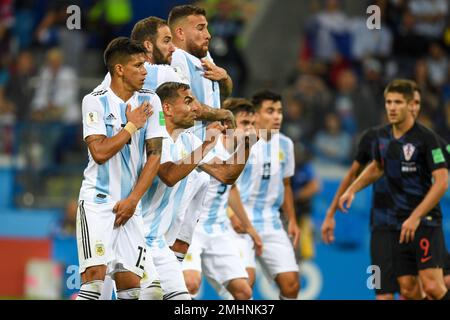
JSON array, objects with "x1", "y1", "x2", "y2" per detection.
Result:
[
  {"x1": 279, "y1": 151, "x2": 285, "y2": 161},
  {"x1": 403, "y1": 143, "x2": 415, "y2": 161},
  {"x1": 95, "y1": 243, "x2": 105, "y2": 256},
  {"x1": 185, "y1": 253, "x2": 192, "y2": 262}
]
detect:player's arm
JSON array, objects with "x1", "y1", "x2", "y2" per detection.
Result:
[
  {"x1": 321, "y1": 161, "x2": 362, "y2": 243},
  {"x1": 400, "y1": 168, "x2": 448, "y2": 244},
  {"x1": 338, "y1": 160, "x2": 384, "y2": 213},
  {"x1": 158, "y1": 122, "x2": 224, "y2": 187},
  {"x1": 195, "y1": 100, "x2": 236, "y2": 129},
  {"x1": 200, "y1": 58, "x2": 233, "y2": 103},
  {"x1": 86, "y1": 101, "x2": 152, "y2": 164},
  {"x1": 114, "y1": 138, "x2": 162, "y2": 226},
  {"x1": 228, "y1": 184, "x2": 263, "y2": 256},
  {"x1": 282, "y1": 177, "x2": 300, "y2": 249},
  {"x1": 199, "y1": 134, "x2": 256, "y2": 184}
]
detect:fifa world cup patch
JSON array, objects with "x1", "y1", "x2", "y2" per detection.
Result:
[
  {"x1": 95, "y1": 243, "x2": 105, "y2": 256},
  {"x1": 432, "y1": 148, "x2": 445, "y2": 164},
  {"x1": 86, "y1": 111, "x2": 99, "y2": 124}
]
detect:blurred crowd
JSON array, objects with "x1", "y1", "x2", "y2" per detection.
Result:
[
  {"x1": 283, "y1": 0, "x2": 450, "y2": 166},
  {"x1": 0, "y1": 0, "x2": 449, "y2": 208}
]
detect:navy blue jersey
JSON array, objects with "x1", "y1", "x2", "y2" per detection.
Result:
[
  {"x1": 354, "y1": 126, "x2": 397, "y2": 230},
  {"x1": 374, "y1": 122, "x2": 447, "y2": 229}
]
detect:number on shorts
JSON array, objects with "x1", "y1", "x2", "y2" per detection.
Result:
[
  {"x1": 420, "y1": 238, "x2": 430, "y2": 257},
  {"x1": 136, "y1": 245, "x2": 146, "y2": 270}
]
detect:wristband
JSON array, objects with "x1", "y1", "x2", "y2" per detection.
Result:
[{"x1": 123, "y1": 122, "x2": 137, "y2": 135}]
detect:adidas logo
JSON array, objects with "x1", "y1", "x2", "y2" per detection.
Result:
[{"x1": 106, "y1": 113, "x2": 116, "y2": 121}]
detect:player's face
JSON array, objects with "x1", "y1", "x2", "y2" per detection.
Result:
[
  {"x1": 122, "y1": 53, "x2": 147, "y2": 91},
  {"x1": 410, "y1": 90, "x2": 421, "y2": 120},
  {"x1": 385, "y1": 92, "x2": 413, "y2": 125},
  {"x1": 184, "y1": 14, "x2": 210, "y2": 58},
  {"x1": 153, "y1": 25, "x2": 175, "y2": 65},
  {"x1": 255, "y1": 100, "x2": 283, "y2": 132},
  {"x1": 235, "y1": 111, "x2": 255, "y2": 133},
  {"x1": 172, "y1": 88, "x2": 197, "y2": 128}
]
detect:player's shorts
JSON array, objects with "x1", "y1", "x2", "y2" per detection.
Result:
[
  {"x1": 228, "y1": 227, "x2": 256, "y2": 269},
  {"x1": 182, "y1": 227, "x2": 248, "y2": 285},
  {"x1": 165, "y1": 171, "x2": 210, "y2": 246},
  {"x1": 147, "y1": 236, "x2": 190, "y2": 299},
  {"x1": 76, "y1": 200, "x2": 146, "y2": 278},
  {"x1": 394, "y1": 225, "x2": 446, "y2": 277},
  {"x1": 443, "y1": 247, "x2": 450, "y2": 276},
  {"x1": 370, "y1": 229, "x2": 400, "y2": 295},
  {"x1": 140, "y1": 250, "x2": 160, "y2": 288},
  {"x1": 240, "y1": 227, "x2": 298, "y2": 279}
]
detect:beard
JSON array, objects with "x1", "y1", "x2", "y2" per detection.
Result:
[
  {"x1": 152, "y1": 46, "x2": 170, "y2": 65},
  {"x1": 186, "y1": 41, "x2": 208, "y2": 59}
]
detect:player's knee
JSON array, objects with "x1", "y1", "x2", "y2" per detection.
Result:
[
  {"x1": 400, "y1": 286, "x2": 417, "y2": 300},
  {"x1": 185, "y1": 277, "x2": 201, "y2": 295},
  {"x1": 233, "y1": 285, "x2": 252, "y2": 300},
  {"x1": 423, "y1": 280, "x2": 445, "y2": 300},
  {"x1": 82, "y1": 265, "x2": 106, "y2": 282},
  {"x1": 280, "y1": 278, "x2": 300, "y2": 298}
]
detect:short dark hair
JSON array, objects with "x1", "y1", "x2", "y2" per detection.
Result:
[
  {"x1": 222, "y1": 98, "x2": 255, "y2": 116},
  {"x1": 384, "y1": 79, "x2": 414, "y2": 102},
  {"x1": 103, "y1": 37, "x2": 146, "y2": 75},
  {"x1": 131, "y1": 16, "x2": 167, "y2": 44},
  {"x1": 168, "y1": 5, "x2": 206, "y2": 28},
  {"x1": 251, "y1": 89, "x2": 282, "y2": 110},
  {"x1": 156, "y1": 82, "x2": 191, "y2": 103}
]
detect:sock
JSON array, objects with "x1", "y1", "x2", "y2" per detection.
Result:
[
  {"x1": 163, "y1": 291, "x2": 192, "y2": 300},
  {"x1": 117, "y1": 288, "x2": 140, "y2": 300},
  {"x1": 441, "y1": 290, "x2": 450, "y2": 300},
  {"x1": 279, "y1": 293, "x2": 298, "y2": 300},
  {"x1": 99, "y1": 275, "x2": 115, "y2": 300},
  {"x1": 173, "y1": 251, "x2": 186, "y2": 264},
  {"x1": 140, "y1": 280, "x2": 163, "y2": 300},
  {"x1": 76, "y1": 280, "x2": 103, "y2": 300}
]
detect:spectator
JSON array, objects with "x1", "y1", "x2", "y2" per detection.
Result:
[
  {"x1": 426, "y1": 42, "x2": 449, "y2": 89},
  {"x1": 313, "y1": 112, "x2": 352, "y2": 165},
  {"x1": 408, "y1": 0, "x2": 448, "y2": 41}
]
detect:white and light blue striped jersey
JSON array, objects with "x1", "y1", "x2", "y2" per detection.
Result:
[
  {"x1": 171, "y1": 49, "x2": 221, "y2": 140},
  {"x1": 197, "y1": 137, "x2": 232, "y2": 234},
  {"x1": 94, "y1": 63, "x2": 187, "y2": 92},
  {"x1": 79, "y1": 88, "x2": 166, "y2": 204},
  {"x1": 237, "y1": 133, "x2": 295, "y2": 232},
  {"x1": 142, "y1": 131, "x2": 207, "y2": 242}
]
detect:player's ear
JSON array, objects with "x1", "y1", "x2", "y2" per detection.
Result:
[
  {"x1": 114, "y1": 63, "x2": 124, "y2": 77},
  {"x1": 162, "y1": 102, "x2": 172, "y2": 117},
  {"x1": 143, "y1": 40, "x2": 153, "y2": 57},
  {"x1": 174, "y1": 26, "x2": 184, "y2": 42}
]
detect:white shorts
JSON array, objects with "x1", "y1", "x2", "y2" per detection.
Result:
[
  {"x1": 166, "y1": 171, "x2": 210, "y2": 246},
  {"x1": 228, "y1": 227, "x2": 256, "y2": 269},
  {"x1": 140, "y1": 250, "x2": 160, "y2": 288},
  {"x1": 252, "y1": 228, "x2": 299, "y2": 279},
  {"x1": 182, "y1": 228, "x2": 248, "y2": 285},
  {"x1": 76, "y1": 200, "x2": 146, "y2": 278},
  {"x1": 148, "y1": 237, "x2": 189, "y2": 298}
]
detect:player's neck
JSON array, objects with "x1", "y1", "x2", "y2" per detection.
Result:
[
  {"x1": 110, "y1": 79, "x2": 134, "y2": 102},
  {"x1": 392, "y1": 117, "x2": 414, "y2": 139},
  {"x1": 166, "y1": 122, "x2": 182, "y2": 141}
]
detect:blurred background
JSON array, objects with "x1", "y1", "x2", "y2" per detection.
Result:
[{"x1": 0, "y1": 0, "x2": 450, "y2": 299}]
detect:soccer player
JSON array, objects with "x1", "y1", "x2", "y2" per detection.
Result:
[
  {"x1": 235, "y1": 90, "x2": 300, "y2": 300},
  {"x1": 167, "y1": 4, "x2": 235, "y2": 262},
  {"x1": 182, "y1": 98, "x2": 262, "y2": 300},
  {"x1": 76, "y1": 37, "x2": 165, "y2": 300},
  {"x1": 142, "y1": 82, "x2": 253, "y2": 300},
  {"x1": 339, "y1": 79, "x2": 450, "y2": 300}
]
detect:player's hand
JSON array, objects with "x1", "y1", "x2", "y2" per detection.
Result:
[
  {"x1": 338, "y1": 191, "x2": 354, "y2": 213},
  {"x1": 399, "y1": 216, "x2": 420, "y2": 244},
  {"x1": 288, "y1": 220, "x2": 300, "y2": 250},
  {"x1": 247, "y1": 227, "x2": 263, "y2": 257},
  {"x1": 201, "y1": 58, "x2": 229, "y2": 82},
  {"x1": 321, "y1": 215, "x2": 336, "y2": 244},
  {"x1": 205, "y1": 121, "x2": 225, "y2": 146},
  {"x1": 113, "y1": 197, "x2": 138, "y2": 227},
  {"x1": 222, "y1": 109, "x2": 236, "y2": 129},
  {"x1": 230, "y1": 214, "x2": 245, "y2": 233},
  {"x1": 126, "y1": 101, "x2": 153, "y2": 129}
]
